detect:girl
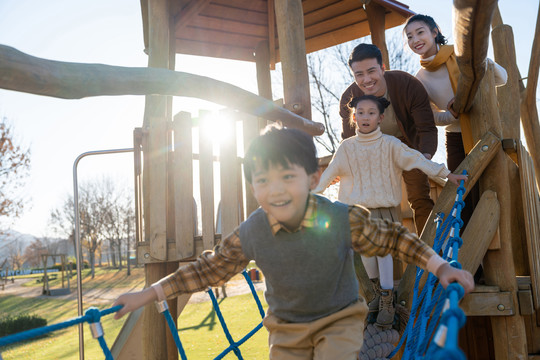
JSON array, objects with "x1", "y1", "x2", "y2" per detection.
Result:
[{"x1": 314, "y1": 95, "x2": 467, "y2": 329}]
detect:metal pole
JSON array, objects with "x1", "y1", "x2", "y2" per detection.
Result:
[{"x1": 73, "y1": 148, "x2": 133, "y2": 360}]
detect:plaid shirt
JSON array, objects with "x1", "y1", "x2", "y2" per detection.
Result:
[{"x1": 156, "y1": 194, "x2": 442, "y2": 300}]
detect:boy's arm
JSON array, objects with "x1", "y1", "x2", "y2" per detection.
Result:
[
  {"x1": 113, "y1": 228, "x2": 250, "y2": 319},
  {"x1": 349, "y1": 205, "x2": 474, "y2": 293}
]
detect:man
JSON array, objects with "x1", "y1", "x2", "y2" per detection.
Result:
[{"x1": 339, "y1": 43, "x2": 438, "y2": 234}]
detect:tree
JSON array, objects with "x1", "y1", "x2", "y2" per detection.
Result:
[
  {"x1": 23, "y1": 237, "x2": 45, "y2": 268},
  {"x1": 0, "y1": 117, "x2": 31, "y2": 230},
  {"x1": 49, "y1": 176, "x2": 135, "y2": 278}
]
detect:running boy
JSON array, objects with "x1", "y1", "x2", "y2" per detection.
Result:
[
  {"x1": 314, "y1": 95, "x2": 468, "y2": 329},
  {"x1": 113, "y1": 124, "x2": 474, "y2": 360}
]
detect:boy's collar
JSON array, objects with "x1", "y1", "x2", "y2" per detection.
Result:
[{"x1": 267, "y1": 193, "x2": 318, "y2": 235}]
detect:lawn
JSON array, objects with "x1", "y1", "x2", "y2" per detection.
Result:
[{"x1": 0, "y1": 267, "x2": 269, "y2": 359}]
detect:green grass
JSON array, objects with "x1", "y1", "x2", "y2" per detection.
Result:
[
  {"x1": 21, "y1": 266, "x2": 146, "y2": 290},
  {"x1": 0, "y1": 267, "x2": 270, "y2": 359}
]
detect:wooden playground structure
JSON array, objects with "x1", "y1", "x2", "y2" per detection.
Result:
[{"x1": 1, "y1": 0, "x2": 540, "y2": 359}]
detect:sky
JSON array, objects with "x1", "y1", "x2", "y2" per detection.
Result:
[{"x1": 0, "y1": 0, "x2": 538, "y2": 237}]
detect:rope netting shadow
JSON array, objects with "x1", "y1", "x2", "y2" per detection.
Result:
[
  {"x1": 0, "y1": 269, "x2": 265, "y2": 360},
  {"x1": 360, "y1": 174, "x2": 469, "y2": 360}
]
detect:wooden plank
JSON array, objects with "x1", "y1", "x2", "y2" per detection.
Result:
[
  {"x1": 397, "y1": 131, "x2": 501, "y2": 307},
  {"x1": 174, "y1": 0, "x2": 212, "y2": 33},
  {"x1": 111, "y1": 307, "x2": 144, "y2": 360},
  {"x1": 518, "y1": 143, "x2": 540, "y2": 311},
  {"x1": 304, "y1": 10, "x2": 366, "y2": 39},
  {"x1": 174, "y1": 39, "x2": 256, "y2": 62},
  {"x1": 176, "y1": 27, "x2": 266, "y2": 49},
  {"x1": 201, "y1": 3, "x2": 268, "y2": 24},
  {"x1": 173, "y1": 112, "x2": 195, "y2": 259},
  {"x1": 460, "y1": 190, "x2": 500, "y2": 274},
  {"x1": 219, "y1": 110, "x2": 240, "y2": 237},
  {"x1": 212, "y1": 0, "x2": 267, "y2": 12},
  {"x1": 199, "y1": 112, "x2": 216, "y2": 251},
  {"x1": 303, "y1": 0, "x2": 360, "y2": 26},
  {"x1": 460, "y1": 291, "x2": 514, "y2": 316},
  {"x1": 148, "y1": 116, "x2": 168, "y2": 261},
  {"x1": 186, "y1": 15, "x2": 267, "y2": 37}
]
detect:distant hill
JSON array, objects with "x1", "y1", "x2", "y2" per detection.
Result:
[{"x1": 0, "y1": 230, "x2": 70, "y2": 266}]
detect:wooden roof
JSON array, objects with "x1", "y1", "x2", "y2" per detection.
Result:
[{"x1": 140, "y1": 0, "x2": 414, "y2": 64}]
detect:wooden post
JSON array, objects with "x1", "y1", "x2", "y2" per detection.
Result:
[
  {"x1": 274, "y1": 0, "x2": 312, "y2": 120},
  {"x1": 143, "y1": 0, "x2": 174, "y2": 358},
  {"x1": 470, "y1": 64, "x2": 527, "y2": 359},
  {"x1": 491, "y1": 25, "x2": 520, "y2": 162},
  {"x1": 365, "y1": 2, "x2": 390, "y2": 70},
  {"x1": 255, "y1": 40, "x2": 272, "y2": 131}
]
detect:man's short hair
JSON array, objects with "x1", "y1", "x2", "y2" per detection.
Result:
[
  {"x1": 348, "y1": 43, "x2": 383, "y2": 68},
  {"x1": 243, "y1": 124, "x2": 319, "y2": 184}
]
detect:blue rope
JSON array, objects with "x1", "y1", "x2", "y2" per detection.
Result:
[
  {"x1": 162, "y1": 308, "x2": 188, "y2": 360},
  {"x1": 0, "y1": 305, "x2": 122, "y2": 360},
  {"x1": 0, "y1": 305, "x2": 122, "y2": 348},
  {"x1": 159, "y1": 269, "x2": 265, "y2": 360},
  {"x1": 390, "y1": 173, "x2": 469, "y2": 359}
]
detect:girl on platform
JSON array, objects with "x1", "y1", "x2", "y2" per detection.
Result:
[{"x1": 314, "y1": 95, "x2": 467, "y2": 329}]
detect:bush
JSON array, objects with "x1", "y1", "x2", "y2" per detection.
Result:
[{"x1": 0, "y1": 314, "x2": 47, "y2": 337}]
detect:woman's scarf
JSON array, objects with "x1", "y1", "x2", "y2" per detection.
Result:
[{"x1": 420, "y1": 44, "x2": 473, "y2": 153}]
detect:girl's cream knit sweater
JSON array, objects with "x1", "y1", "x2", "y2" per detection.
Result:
[{"x1": 314, "y1": 128, "x2": 450, "y2": 208}]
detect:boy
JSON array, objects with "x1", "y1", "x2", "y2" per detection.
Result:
[{"x1": 113, "y1": 124, "x2": 474, "y2": 359}]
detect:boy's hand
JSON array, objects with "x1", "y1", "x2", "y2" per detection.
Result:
[
  {"x1": 113, "y1": 287, "x2": 158, "y2": 319},
  {"x1": 436, "y1": 263, "x2": 475, "y2": 294},
  {"x1": 447, "y1": 173, "x2": 468, "y2": 186}
]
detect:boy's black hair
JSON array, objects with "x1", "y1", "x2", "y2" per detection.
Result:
[
  {"x1": 404, "y1": 14, "x2": 447, "y2": 46},
  {"x1": 348, "y1": 43, "x2": 383, "y2": 68},
  {"x1": 243, "y1": 124, "x2": 319, "y2": 184}
]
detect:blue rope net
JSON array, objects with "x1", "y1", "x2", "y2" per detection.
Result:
[
  {"x1": 389, "y1": 173, "x2": 469, "y2": 360},
  {"x1": 0, "y1": 269, "x2": 264, "y2": 360},
  {"x1": 0, "y1": 305, "x2": 122, "y2": 359},
  {"x1": 154, "y1": 269, "x2": 265, "y2": 360}
]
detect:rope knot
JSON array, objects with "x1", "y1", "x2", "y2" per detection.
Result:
[
  {"x1": 448, "y1": 235, "x2": 463, "y2": 248},
  {"x1": 84, "y1": 307, "x2": 102, "y2": 324}
]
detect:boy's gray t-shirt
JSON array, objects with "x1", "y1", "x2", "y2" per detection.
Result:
[{"x1": 239, "y1": 195, "x2": 359, "y2": 323}]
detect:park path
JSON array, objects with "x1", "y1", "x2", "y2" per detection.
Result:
[{"x1": 0, "y1": 277, "x2": 266, "y2": 305}]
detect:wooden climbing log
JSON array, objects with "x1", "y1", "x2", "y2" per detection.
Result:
[
  {"x1": 397, "y1": 131, "x2": 500, "y2": 307},
  {"x1": 520, "y1": 3, "x2": 540, "y2": 190},
  {"x1": 452, "y1": 0, "x2": 497, "y2": 113},
  {"x1": 274, "y1": 0, "x2": 312, "y2": 120},
  {"x1": 0, "y1": 44, "x2": 324, "y2": 136},
  {"x1": 471, "y1": 64, "x2": 527, "y2": 359}
]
